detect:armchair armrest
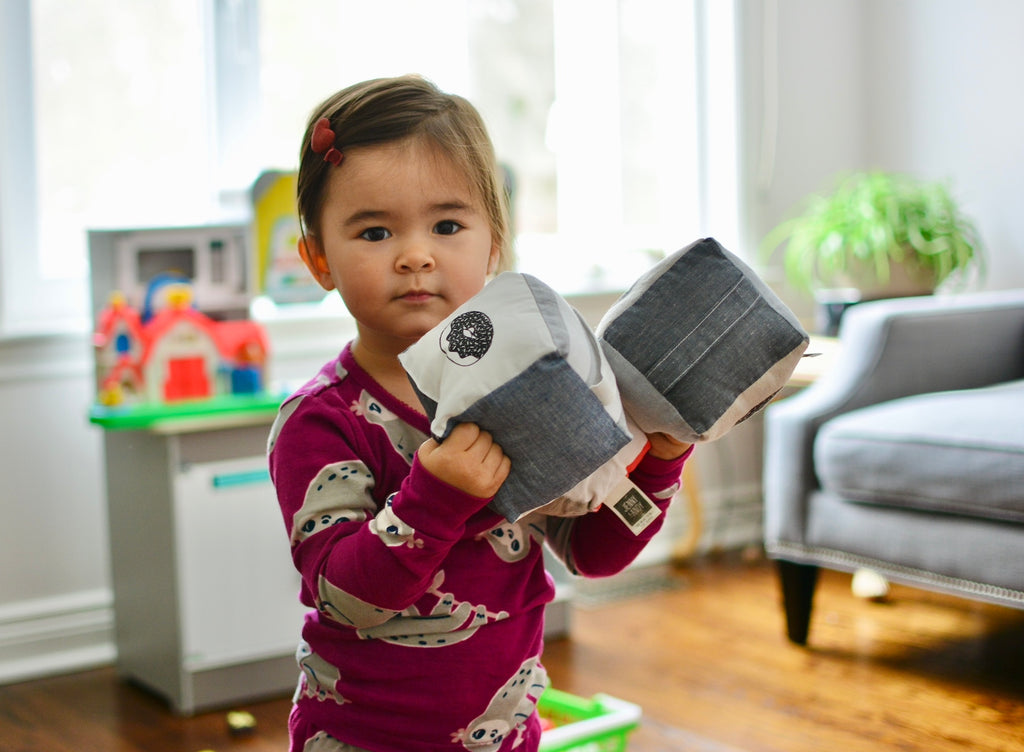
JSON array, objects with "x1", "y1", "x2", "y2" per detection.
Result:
[{"x1": 764, "y1": 289, "x2": 1024, "y2": 550}]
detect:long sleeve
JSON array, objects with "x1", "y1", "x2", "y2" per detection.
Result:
[
  {"x1": 269, "y1": 371, "x2": 494, "y2": 630},
  {"x1": 546, "y1": 446, "x2": 692, "y2": 577}
]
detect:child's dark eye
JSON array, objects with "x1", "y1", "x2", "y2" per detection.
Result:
[
  {"x1": 360, "y1": 227, "x2": 391, "y2": 242},
  {"x1": 434, "y1": 220, "x2": 462, "y2": 236}
]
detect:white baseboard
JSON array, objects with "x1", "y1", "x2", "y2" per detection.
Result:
[{"x1": 0, "y1": 589, "x2": 116, "y2": 685}]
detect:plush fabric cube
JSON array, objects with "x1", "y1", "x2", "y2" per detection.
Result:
[
  {"x1": 399, "y1": 272, "x2": 632, "y2": 521},
  {"x1": 597, "y1": 237, "x2": 809, "y2": 443}
]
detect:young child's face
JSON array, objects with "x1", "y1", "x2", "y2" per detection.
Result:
[{"x1": 302, "y1": 137, "x2": 500, "y2": 354}]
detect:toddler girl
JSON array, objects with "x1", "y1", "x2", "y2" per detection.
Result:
[{"x1": 268, "y1": 75, "x2": 692, "y2": 752}]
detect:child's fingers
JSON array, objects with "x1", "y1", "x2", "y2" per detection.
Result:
[
  {"x1": 493, "y1": 453, "x2": 512, "y2": 485},
  {"x1": 479, "y1": 435, "x2": 511, "y2": 493},
  {"x1": 446, "y1": 422, "x2": 481, "y2": 444},
  {"x1": 477, "y1": 436, "x2": 507, "y2": 473},
  {"x1": 416, "y1": 425, "x2": 479, "y2": 470},
  {"x1": 448, "y1": 423, "x2": 503, "y2": 466},
  {"x1": 416, "y1": 423, "x2": 509, "y2": 498},
  {"x1": 645, "y1": 431, "x2": 693, "y2": 460}
]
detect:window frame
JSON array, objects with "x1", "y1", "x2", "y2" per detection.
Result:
[{"x1": 0, "y1": 0, "x2": 80, "y2": 337}]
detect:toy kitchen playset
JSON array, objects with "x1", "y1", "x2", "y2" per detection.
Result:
[{"x1": 87, "y1": 174, "x2": 317, "y2": 714}]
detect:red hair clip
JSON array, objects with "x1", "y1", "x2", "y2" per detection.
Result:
[{"x1": 311, "y1": 117, "x2": 343, "y2": 166}]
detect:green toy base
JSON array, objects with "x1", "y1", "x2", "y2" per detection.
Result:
[{"x1": 89, "y1": 393, "x2": 284, "y2": 432}]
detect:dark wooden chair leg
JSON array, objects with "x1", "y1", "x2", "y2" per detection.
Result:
[{"x1": 775, "y1": 560, "x2": 819, "y2": 645}]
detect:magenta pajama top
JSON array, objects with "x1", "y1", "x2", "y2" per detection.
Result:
[{"x1": 268, "y1": 343, "x2": 688, "y2": 752}]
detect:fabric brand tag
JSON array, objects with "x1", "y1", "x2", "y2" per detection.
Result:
[{"x1": 603, "y1": 476, "x2": 660, "y2": 536}]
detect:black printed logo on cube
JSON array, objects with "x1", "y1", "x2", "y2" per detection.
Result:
[{"x1": 440, "y1": 311, "x2": 494, "y2": 366}]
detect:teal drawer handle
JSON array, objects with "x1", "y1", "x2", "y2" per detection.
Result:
[{"x1": 212, "y1": 468, "x2": 271, "y2": 488}]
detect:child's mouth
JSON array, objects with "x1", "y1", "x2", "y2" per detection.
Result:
[{"x1": 400, "y1": 291, "x2": 435, "y2": 303}]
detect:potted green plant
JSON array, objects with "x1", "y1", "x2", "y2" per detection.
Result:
[{"x1": 762, "y1": 171, "x2": 984, "y2": 331}]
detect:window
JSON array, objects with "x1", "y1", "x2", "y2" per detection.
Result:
[
  {"x1": 0, "y1": 0, "x2": 737, "y2": 335},
  {"x1": 1, "y1": 0, "x2": 214, "y2": 335}
]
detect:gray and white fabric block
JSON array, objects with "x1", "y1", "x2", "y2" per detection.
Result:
[
  {"x1": 596, "y1": 237, "x2": 809, "y2": 443},
  {"x1": 399, "y1": 272, "x2": 634, "y2": 522}
]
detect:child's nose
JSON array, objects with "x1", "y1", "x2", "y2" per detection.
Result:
[{"x1": 396, "y1": 239, "x2": 435, "y2": 272}]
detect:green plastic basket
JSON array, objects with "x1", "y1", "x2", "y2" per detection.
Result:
[{"x1": 538, "y1": 688, "x2": 641, "y2": 752}]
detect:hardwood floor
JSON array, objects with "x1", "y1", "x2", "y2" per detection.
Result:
[
  {"x1": 1, "y1": 553, "x2": 1022, "y2": 752},
  {"x1": 551, "y1": 555, "x2": 1024, "y2": 751}
]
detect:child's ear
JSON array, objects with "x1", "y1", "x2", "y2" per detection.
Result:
[
  {"x1": 298, "y1": 236, "x2": 336, "y2": 291},
  {"x1": 487, "y1": 241, "x2": 501, "y2": 276}
]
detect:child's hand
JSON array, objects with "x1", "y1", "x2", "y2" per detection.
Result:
[
  {"x1": 417, "y1": 423, "x2": 511, "y2": 499},
  {"x1": 645, "y1": 432, "x2": 693, "y2": 460}
]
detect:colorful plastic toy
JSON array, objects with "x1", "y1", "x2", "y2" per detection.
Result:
[{"x1": 92, "y1": 284, "x2": 269, "y2": 406}]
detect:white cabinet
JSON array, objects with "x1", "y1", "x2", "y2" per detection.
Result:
[
  {"x1": 174, "y1": 456, "x2": 303, "y2": 672},
  {"x1": 102, "y1": 420, "x2": 305, "y2": 714}
]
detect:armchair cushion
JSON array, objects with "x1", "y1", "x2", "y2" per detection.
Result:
[{"x1": 814, "y1": 379, "x2": 1024, "y2": 523}]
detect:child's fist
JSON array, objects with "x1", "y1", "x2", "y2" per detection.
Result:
[
  {"x1": 645, "y1": 432, "x2": 692, "y2": 460},
  {"x1": 417, "y1": 423, "x2": 511, "y2": 499}
]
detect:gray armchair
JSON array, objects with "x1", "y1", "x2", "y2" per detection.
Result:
[{"x1": 763, "y1": 289, "x2": 1024, "y2": 644}]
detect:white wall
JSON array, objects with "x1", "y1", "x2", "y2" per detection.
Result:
[
  {"x1": 741, "y1": 0, "x2": 1024, "y2": 308},
  {"x1": 0, "y1": 334, "x2": 114, "y2": 682},
  {"x1": 863, "y1": 0, "x2": 1024, "y2": 288},
  {"x1": 739, "y1": 0, "x2": 867, "y2": 266},
  {"x1": 4, "y1": 0, "x2": 1024, "y2": 685}
]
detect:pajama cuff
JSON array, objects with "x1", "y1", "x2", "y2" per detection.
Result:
[
  {"x1": 390, "y1": 457, "x2": 497, "y2": 542},
  {"x1": 630, "y1": 444, "x2": 693, "y2": 500}
]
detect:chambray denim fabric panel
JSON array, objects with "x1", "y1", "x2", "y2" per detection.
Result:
[
  {"x1": 600, "y1": 237, "x2": 807, "y2": 440},
  {"x1": 662, "y1": 293, "x2": 806, "y2": 433},
  {"x1": 733, "y1": 242, "x2": 805, "y2": 333},
  {"x1": 547, "y1": 412, "x2": 649, "y2": 517},
  {"x1": 441, "y1": 352, "x2": 631, "y2": 521},
  {"x1": 601, "y1": 345, "x2": 696, "y2": 438}
]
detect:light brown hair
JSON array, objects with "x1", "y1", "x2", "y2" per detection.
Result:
[{"x1": 297, "y1": 75, "x2": 514, "y2": 272}]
